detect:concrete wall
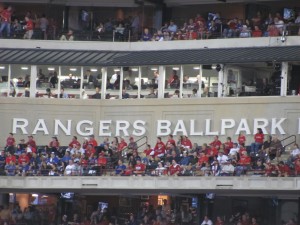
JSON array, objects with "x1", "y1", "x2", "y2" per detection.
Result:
[{"x1": 0, "y1": 96, "x2": 299, "y2": 148}]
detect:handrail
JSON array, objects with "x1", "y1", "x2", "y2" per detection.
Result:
[{"x1": 280, "y1": 135, "x2": 296, "y2": 149}]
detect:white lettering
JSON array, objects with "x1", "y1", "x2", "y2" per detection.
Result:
[
  {"x1": 221, "y1": 119, "x2": 235, "y2": 135},
  {"x1": 12, "y1": 118, "x2": 29, "y2": 134},
  {"x1": 32, "y1": 119, "x2": 49, "y2": 135},
  {"x1": 190, "y1": 120, "x2": 203, "y2": 136},
  {"x1": 76, "y1": 120, "x2": 93, "y2": 136},
  {"x1": 157, "y1": 120, "x2": 171, "y2": 136},
  {"x1": 54, "y1": 120, "x2": 71, "y2": 136},
  {"x1": 205, "y1": 119, "x2": 219, "y2": 136},
  {"x1": 173, "y1": 120, "x2": 187, "y2": 136},
  {"x1": 133, "y1": 120, "x2": 146, "y2": 136},
  {"x1": 271, "y1": 118, "x2": 286, "y2": 134},
  {"x1": 235, "y1": 119, "x2": 251, "y2": 135},
  {"x1": 253, "y1": 119, "x2": 269, "y2": 134},
  {"x1": 99, "y1": 120, "x2": 112, "y2": 136},
  {"x1": 116, "y1": 120, "x2": 130, "y2": 136}
]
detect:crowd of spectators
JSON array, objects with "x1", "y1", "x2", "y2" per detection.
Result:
[
  {"x1": 1, "y1": 4, "x2": 300, "y2": 42},
  {"x1": 1, "y1": 129, "x2": 300, "y2": 178}
]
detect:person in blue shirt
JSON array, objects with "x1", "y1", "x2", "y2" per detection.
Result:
[{"x1": 114, "y1": 159, "x2": 126, "y2": 175}]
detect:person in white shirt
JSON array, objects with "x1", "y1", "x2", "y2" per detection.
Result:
[
  {"x1": 229, "y1": 143, "x2": 240, "y2": 159},
  {"x1": 64, "y1": 160, "x2": 75, "y2": 176},
  {"x1": 201, "y1": 215, "x2": 213, "y2": 225},
  {"x1": 217, "y1": 150, "x2": 228, "y2": 166}
]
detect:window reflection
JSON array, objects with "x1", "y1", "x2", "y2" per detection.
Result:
[{"x1": 11, "y1": 65, "x2": 31, "y2": 97}]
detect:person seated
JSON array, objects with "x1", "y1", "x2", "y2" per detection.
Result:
[
  {"x1": 60, "y1": 30, "x2": 74, "y2": 41},
  {"x1": 141, "y1": 28, "x2": 152, "y2": 41},
  {"x1": 190, "y1": 88, "x2": 199, "y2": 98},
  {"x1": 171, "y1": 89, "x2": 180, "y2": 98},
  {"x1": 239, "y1": 25, "x2": 251, "y2": 38},
  {"x1": 252, "y1": 25, "x2": 262, "y2": 37},
  {"x1": 235, "y1": 151, "x2": 251, "y2": 176},
  {"x1": 250, "y1": 128, "x2": 264, "y2": 155},
  {"x1": 91, "y1": 87, "x2": 101, "y2": 99},
  {"x1": 220, "y1": 159, "x2": 235, "y2": 176},
  {"x1": 146, "y1": 88, "x2": 157, "y2": 98},
  {"x1": 114, "y1": 159, "x2": 126, "y2": 176},
  {"x1": 276, "y1": 161, "x2": 290, "y2": 177},
  {"x1": 133, "y1": 159, "x2": 146, "y2": 176},
  {"x1": 267, "y1": 136, "x2": 283, "y2": 161},
  {"x1": 59, "y1": 87, "x2": 69, "y2": 99},
  {"x1": 223, "y1": 17, "x2": 238, "y2": 38},
  {"x1": 168, "y1": 159, "x2": 181, "y2": 176},
  {"x1": 122, "y1": 89, "x2": 130, "y2": 99}
]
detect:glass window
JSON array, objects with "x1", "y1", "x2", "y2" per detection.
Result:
[
  {"x1": 106, "y1": 67, "x2": 121, "y2": 99},
  {"x1": 11, "y1": 65, "x2": 32, "y2": 97},
  {"x1": 60, "y1": 66, "x2": 81, "y2": 98},
  {"x1": 0, "y1": 65, "x2": 10, "y2": 97},
  {"x1": 165, "y1": 65, "x2": 181, "y2": 98},
  {"x1": 140, "y1": 66, "x2": 159, "y2": 99},
  {"x1": 35, "y1": 65, "x2": 58, "y2": 98}
]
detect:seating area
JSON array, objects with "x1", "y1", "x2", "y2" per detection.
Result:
[{"x1": 1, "y1": 133, "x2": 299, "y2": 178}]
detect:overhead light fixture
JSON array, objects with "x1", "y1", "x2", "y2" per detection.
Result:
[
  {"x1": 48, "y1": 67, "x2": 55, "y2": 71},
  {"x1": 172, "y1": 67, "x2": 180, "y2": 71},
  {"x1": 90, "y1": 68, "x2": 98, "y2": 72},
  {"x1": 211, "y1": 64, "x2": 221, "y2": 72},
  {"x1": 151, "y1": 68, "x2": 158, "y2": 71},
  {"x1": 32, "y1": 194, "x2": 38, "y2": 197},
  {"x1": 114, "y1": 68, "x2": 120, "y2": 72},
  {"x1": 193, "y1": 66, "x2": 200, "y2": 70},
  {"x1": 21, "y1": 66, "x2": 28, "y2": 70},
  {"x1": 131, "y1": 68, "x2": 138, "y2": 72},
  {"x1": 0, "y1": 66, "x2": 5, "y2": 69},
  {"x1": 70, "y1": 68, "x2": 77, "y2": 71}
]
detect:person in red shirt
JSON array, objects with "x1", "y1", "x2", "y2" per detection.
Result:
[
  {"x1": 49, "y1": 136, "x2": 60, "y2": 152},
  {"x1": 118, "y1": 137, "x2": 128, "y2": 152},
  {"x1": 68, "y1": 136, "x2": 81, "y2": 149},
  {"x1": 197, "y1": 151, "x2": 209, "y2": 166},
  {"x1": 294, "y1": 158, "x2": 300, "y2": 176},
  {"x1": 181, "y1": 136, "x2": 192, "y2": 149},
  {"x1": 276, "y1": 161, "x2": 290, "y2": 177},
  {"x1": 165, "y1": 134, "x2": 176, "y2": 147},
  {"x1": 209, "y1": 136, "x2": 222, "y2": 149},
  {"x1": 133, "y1": 159, "x2": 145, "y2": 176},
  {"x1": 26, "y1": 135, "x2": 37, "y2": 149},
  {"x1": 88, "y1": 135, "x2": 98, "y2": 148},
  {"x1": 23, "y1": 16, "x2": 34, "y2": 39},
  {"x1": 0, "y1": 6, "x2": 12, "y2": 38},
  {"x1": 215, "y1": 216, "x2": 225, "y2": 225},
  {"x1": 5, "y1": 151, "x2": 16, "y2": 164},
  {"x1": 85, "y1": 144, "x2": 96, "y2": 158},
  {"x1": 224, "y1": 137, "x2": 233, "y2": 155},
  {"x1": 97, "y1": 152, "x2": 107, "y2": 175},
  {"x1": 5, "y1": 133, "x2": 15, "y2": 153},
  {"x1": 235, "y1": 151, "x2": 251, "y2": 176},
  {"x1": 143, "y1": 144, "x2": 153, "y2": 157},
  {"x1": 252, "y1": 25, "x2": 262, "y2": 37},
  {"x1": 250, "y1": 128, "x2": 264, "y2": 155},
  {"x1": 169, "y1": 159, "x2": 181, "y2": 176},
  {"x1": 18, "y1": 151, "x2": 30, "y2": 165},
  {"x1": 153, "y1": 142, "x2": 166, "y2": 158},
  {"x1": 264, "y1": 162, "x2": 276, "y2": 177},
  {"x1": 237, "y1": 131, "x2": 246, "y2": 146}
]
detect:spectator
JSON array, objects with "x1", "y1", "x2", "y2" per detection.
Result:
[
  {"x1": 168, "y1": 20, "x2": 178, "y2": 33},
  {"x1": 0, "y1": 5, "x2": 12, "y2": 38},
  {"x1": 23, "y1": 16, "x2": 34, "y2": 39},
  {"x1": 223, "y1": 17, "x2": 238, "y2": 38},
  {"x1": 59, "y1": 87, "x2": 69, "y2": 98},
  {"x1": 91, "y1": 87, "x2": 101, "y2": 99},
  {"x1": 252, "y1": 25, "x2": 262, "y2": 37},
  {"x1": 60, "y1": 29, "x2": 74, "y2": 41},
  {"x1": 64, "y1": 159, "x2": 75, "y2": 175},
  {"x1": 201, "y1": 215, "x2": 213, "y2": 225},
  {"x1": 250, "y1": 128, "x2": 264, "y2": 155},
  {"x1": 39, "y1": 14, "x2": 49, "y2": 40},
  {"x1": 141, "y1": 28, "x2": 152, "y2": 41}
]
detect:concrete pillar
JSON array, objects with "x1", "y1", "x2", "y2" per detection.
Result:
[
  {"x1": 157, "y1": 66, "x2": 165, "y2": 99},
  {"x1": 280, "y1": 62, "x2": 288, "y2": 96},
  {"x1": 30, "y1": 65, "x2": 37, "y2": 98},
  {"x1": 101, "y1": 67, "x2": 107, "y2": 99},
  {"x1": 217, "y1": 64, "x2": 224, "y2": 97}
]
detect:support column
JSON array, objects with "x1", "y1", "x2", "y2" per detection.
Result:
[
  {"x1": 30, "y1": 65, "x2": 37, "y2": 98},
  {"x1": 179, "y1": 65, "x2": 183, "y2": 98},
  {"x1": 137, "y1": 66, "x2": 141, "y2": 99},
  {"x1": 57, "y1": 66, "x2": 61, "y2": 98},
  {"x1": 217, "y1": 64, "x2": 224, "y2": 98},
  {"x1": 198, "y1": 65, "x2": 202, "y2": 98},
  {"x1": 280, "y1": 62, "x2": 288, "y2": 96},
  {"x1": 80, "y1": 66, "x2": 84, "y2": 99},
  {"x1": 119, "y1": 67, "x2": 124, "y2": 99},
  {"x1": 7, "y1": 64, "x2": 11, "y2": 97},
  {"x1": 157, "y1": 66, "x2": 165, "y2": 99},
  {"x1": 101, "y1": 67, "x2": 107, "y2": 99}
]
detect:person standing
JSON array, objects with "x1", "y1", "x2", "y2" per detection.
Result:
[
  {"x1": 0, "y1": 6, "x2": 12, "y2": 38},
  {"x1": 23, "y1": 16, "x2": 34, "y2": 39}
]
